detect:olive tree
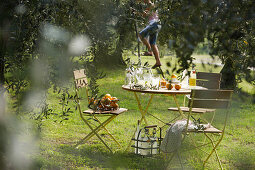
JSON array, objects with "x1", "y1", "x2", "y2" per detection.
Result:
[{"x1": 157, "y1": 0, "x2": 255, "y2": 89}]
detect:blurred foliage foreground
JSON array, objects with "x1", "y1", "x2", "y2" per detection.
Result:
[{"x1": 0, "y1": 0, "x2": 255, "y2": 169}]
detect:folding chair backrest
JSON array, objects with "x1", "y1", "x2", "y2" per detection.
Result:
[
  {"x1": 196, "y1": 72, "x2": 222, "y2": 89},
  {"x1": 73, "y1": 69, "x2": 88, "y2": 89},
  {"x1": 189, "y1": 89, "x2": 233, "y2": 109},
  {"x1": 73, "y1": 69, "x2": 89, "y2": 102}
]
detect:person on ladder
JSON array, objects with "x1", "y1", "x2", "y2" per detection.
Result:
[{"x1": 136, "y1": 0, "x2": 162, "y2": 69}]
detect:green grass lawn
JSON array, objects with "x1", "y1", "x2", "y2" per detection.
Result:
[{"x1": 36, "y1": 54, "x2": 255, "y2": 169}]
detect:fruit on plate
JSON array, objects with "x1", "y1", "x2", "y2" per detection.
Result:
[
  {"x1": 110, "y1": 102, "x2": 119, "y2": 109},
  {"x1": 166, "y1": 83, "x2": 173, "y2": 90},
  {"x1": 171, "y1": 74, "x2": 177, "y2": 79},
  {"x1": 175, "y1": 84, "x2": 181, "y2": 90},
  {"x1": 171, "y1": 84, "x2": 174, "y2": 90},
  {"x1": 111, "y1": 97, "x2": 119, "y2": 102},
  {"x1": 93, "y1": 99, "x2": 99, "y2": 105},
  {"x1": 166, "y1": 82, "x2": 170, "y2": 89},
  {"x1": 102, "y1": 97, "x2": 111, "y2": 105},
  {"x1": 104, "y1": 94, "x2": 112, "y2": 99},
  {"x1": 89, "y1": 97, "x2": 94, "y2": 105},
  {"x1": 89, "y1": 94, "x2": 120, "y2": 111}
]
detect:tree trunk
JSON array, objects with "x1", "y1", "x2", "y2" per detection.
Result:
[
  {"x1": 0, "y1": 56, "x2": 4, "y2": 85},
  {"x1": 94, "y1": 42, "x2": 125, "y2": 67},
  {"x1": 0, "y1": 1, "x2": 17, "y2": 86},
  {"x1": 115, "y1": 29, "x2": 129, "y2": 67},
  {"x1": 220, "y1": 57, "x2": 236, "y2": 89},
  {"x1": 114, "y1": 34, "x2": 126, "y2": 66}
]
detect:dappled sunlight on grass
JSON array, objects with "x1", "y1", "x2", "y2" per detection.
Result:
[
  {"x1": 40, "y1": 142, "x2": 168, "y2": 169},
  {"x1": 37, "y1": 60, "x2": 255, "y2": 169}
]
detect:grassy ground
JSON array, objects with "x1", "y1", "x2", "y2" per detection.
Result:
[{"x1": 36, "y1": 54, "x2": 255, "y2": 169}]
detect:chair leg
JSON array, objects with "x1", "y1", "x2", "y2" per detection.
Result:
[
  {"x1": 198, "y1": 111, "x2": 216, "y2": 145},
  {"x1": 83, "y1": 118, "x2": 113, "y2": 152},
  {"x1": 207, "y1": 132, "x2": 222, "y2": 167},
  {"x1": 203, "y1": 133, "x2": 223, "y2": 170},
  {"x1": 78, "y1": 115, "x2": 116, "y2": 143},
  {"x1": 93, "y1": 116, "x2": 121, "y2": 147},
  {"x1": 75, "y1": 115, "x2": 117, "y2": 153}
]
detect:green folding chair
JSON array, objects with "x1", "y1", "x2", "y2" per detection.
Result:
[
  {"x1": 163, "y1": 89, "x2": 233, "y2": 169},
  {"x1": 73, "y1": 69, "x2": 127, "y2": 153}
]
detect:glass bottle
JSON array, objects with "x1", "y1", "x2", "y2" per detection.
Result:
[
  {"x1": 189, "y1": 68, "x2": 197, "y2": 86},
  {"x1": 125, "y1": 67, "x2": 132, "y2": 85}
]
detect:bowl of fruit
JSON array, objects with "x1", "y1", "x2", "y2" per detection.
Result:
[{"x1": 88, "y1": 94, "x2": 119, "y2": 111}]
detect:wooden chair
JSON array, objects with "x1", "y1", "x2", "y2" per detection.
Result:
[
  {"x1": 164, "y1": 89, "x2": 233, "y2": 169},
  {"x1": 196, "y1": 72, "x2": 222, "y2": 89},
  {"x1": 73, "y1": 69, "x2": 127, "y2": 152},
  {"x1": 169, "y1": 72, "x2": 222, "y2": 115}
]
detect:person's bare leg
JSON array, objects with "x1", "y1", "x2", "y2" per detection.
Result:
[
  {"x1": 151, "y1": 44, "x2": 161, "y2": 66},
  {"x1": 139, "y1": 34, "x2": 152, "y2": 54}
]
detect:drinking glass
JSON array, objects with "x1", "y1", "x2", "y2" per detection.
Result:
[{"x1": 151, "y1": 76, "x2": 160, "y2": 89}]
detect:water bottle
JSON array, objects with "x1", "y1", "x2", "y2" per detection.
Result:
[{"x1": 134, "y1": 121, "x2": 141, "y2": 154}]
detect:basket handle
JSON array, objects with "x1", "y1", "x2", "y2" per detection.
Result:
[{"x1": 145, "y1": 125, "x2": 157, "y2": 129}]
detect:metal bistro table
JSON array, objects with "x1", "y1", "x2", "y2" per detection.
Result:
[
  {"x1": 122, "y1": 85, "x2": 192, "y2": 124},
  {"x1": 122, "y1": 85, "x2": 198, "y2": 151}
]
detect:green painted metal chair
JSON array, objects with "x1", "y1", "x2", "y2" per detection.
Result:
[
  {"x1": 163, "y1": 89, "x2": 233, "y2": 169},
  {"x1": 73, "y1": 69, "x2": 127, "y2": 153}
]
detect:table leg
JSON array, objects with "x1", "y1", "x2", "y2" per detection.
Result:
[
  {"x1": 134, "y1": 92, "x2": 154, "y2": 125},
  {"x1": 125, "y1": 92, "x2": 154, "y2": 151}
]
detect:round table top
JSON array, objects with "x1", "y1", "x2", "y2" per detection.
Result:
[{"x1": 122, "y1": 85, "x2": 192, "y2": 95}]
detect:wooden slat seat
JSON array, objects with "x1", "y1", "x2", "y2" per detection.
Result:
[
  {"x1": 187, "y1": 124, "x2": 222, "y2": 133},
  {"x1": 83, "y1": 108, "x2": 128, "y2": 115},
  {"x1": 168, "y1": 107, "x2": 215, "y2": 113}
]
